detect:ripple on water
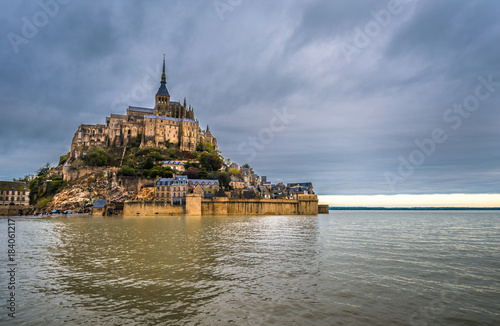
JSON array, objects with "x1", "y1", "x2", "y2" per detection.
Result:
[{"x1": 0, "y1": 212, "x2": 499, "y2": 325}]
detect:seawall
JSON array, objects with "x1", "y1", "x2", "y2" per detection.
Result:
[
  {"x1": 0, "y1": 205, "x2": 32, "y2": 216},
  {"x1": 121, "y1": 194, "x2": 321, "y2": 217}
]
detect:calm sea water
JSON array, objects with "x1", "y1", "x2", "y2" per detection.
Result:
[{"x1": 0, "y1": 211, "x2": 499, "y2": 325}]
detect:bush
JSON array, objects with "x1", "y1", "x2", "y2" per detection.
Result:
[
  {"x1": 149, "y1": 166, "x2": 174, "y2": 178},
  {"x1": 185, "y1": 168, "x2": 199, "y2": 179},
  {"x1": 44, "y1": 180, "x2": 66, "y2": 197},
  {"x1": 118, "y1": 166, "x2": 136, "y2": 177},
  {"x1": 142, "y1": 157, "x2": 155, "y2": 170},
  {"x1": 127, "y1": 134, "x2": 142, "y2": 149},
  {"x1": 83, "y1": 147, "x2": 115, "y2": 167},
  {"x1": 135, "y1": 148, "x2": 151, "y2": 157},
  {"x1": 199, "y1": 152, "x2": 223, "y2": 171},
  {"x1": 196, "y1": 141, "x2": 214, "y2": 153},
  {"x1": 150, "y1": 151, "x2": 164, "y2": 161},
  {"x1": 37, "y1": 196, "x2": 53, "y2": 210},
  {"x1": 36, "y1": 163, "x2": 51, "y2": 177},
  {"x1": 58, "y1": 153, "x2": 69, "y2": 166}
]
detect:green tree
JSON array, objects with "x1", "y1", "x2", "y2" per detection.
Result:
[
  {"x1": 150, "y1": 151, "x2": 164, "y2": 161},
  {"x1": 196, "y1": 141, "x2": 214, "y2": 153},
  {"x1": 185, "y1": 168, "x2": 199, "y2": 179},
  {"x1": 37, "y1": 162, "x2": 51, "y2": 177},
  {"x1": 83, "y1": 147, "x2": 114, "y2": 167},
  {"x1": 216, "y1": 172, "x2": 231, "y2": 189},
  {"x1": 127, "y1": 134, "x2": 142, "y2": 149},
  {"x1": 118, "y1": 166, "x2": 136, "y2": 177},
  {"x1": 199, "y1": 152, "x2": 223, "y2": 171},
  {"x1": 228, "y1": 168, "x2": 240, "y2": 177},
  {"x1": 142, "y1": 157, "x2": 155, "y2": 170},
  {"x1": 58, "y1": 152, "x2": 70, "y2": 166}
]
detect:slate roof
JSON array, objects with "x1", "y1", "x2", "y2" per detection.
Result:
[
  {"x1": 156, "y1": 83, "x2": 170, "y2": 96},
  {"x1": 144, "y1": 115, "x2": 197, "y2": 124},
  {"x1": 162, "y1": 161, "x2": 185, "y2": 166},
  {"x1": 128, "y1": 106, "x2": 155, "y2": 113},
  {"x1": 156, "y1": 175, "x2": 189, "y2": 186},
  {"x1": 188, "y1": 179, "x2": 219, "y2": 185},
  {"x1": 93, "y1": 199, "x2": 106, "y2": 208},
  {"x1": 0, "y1": 181, "x2": 29, "y2": 191}
]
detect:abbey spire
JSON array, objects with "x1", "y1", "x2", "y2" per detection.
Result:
[{"x1": 155, "y1": 54, "x2": 170, "y2": 111}]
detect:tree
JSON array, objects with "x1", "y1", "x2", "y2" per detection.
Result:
[
  {"x1": 37, "y1": 163, "x2": 51, "y2": 177},
  {"x1": 199, "y1": 152, "x2": 223, "y2": 171},
  {"x1": 149, "y1": 166, "x2": 173, "y2": 178},
  {"x1": 13, "y1": 174, "x2": 35, "y2": 183},
  {"x1": 185, "y1": 168, "x2": 199, "y2": 179},
  {"x1": 58, "y1": 152, "x2": 70, "y2": 166},
  {"x1": 216, "y1": 172, "x2": 231, "y2": 189},
  {"x1": 118, "y1": 166, "x2": 136, "y2": 177},
  {"x1": 83, "y1": 147, "x2": 114, "y2": 167},
  {"x1": 142, "y1": 157, "x2": 155, "y2": 170},
  {"x1": 228, "y1": 168, "x2": 240, "y2": 177},
  {"x1": 196, "y1": 141, "x2": 214, "y2": 153},
  {"x1": 241, "y1": 163, "x2": 254, "y2": 174},
  {"x1": 127, "y1": 134, "x2": 142, "y2": 149},
  {"x1": 150, "y1": 151, "x2": 164, "y2": 161}
]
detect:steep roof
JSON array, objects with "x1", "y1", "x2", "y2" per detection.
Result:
[{"x1": 156, "y1": 55, "x2": 170, "y2": 97}]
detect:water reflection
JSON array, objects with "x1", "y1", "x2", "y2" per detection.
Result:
[
  {"x1": 43, "y1": 215, "x2": 321, "y2": 325},
  {"x1": 1, "y1": 212, "x2": 499, "y2": 325}
]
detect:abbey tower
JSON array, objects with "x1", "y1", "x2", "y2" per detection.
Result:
[{"x1": 68, "y1": 56, "x2": 217, "y2": 162}]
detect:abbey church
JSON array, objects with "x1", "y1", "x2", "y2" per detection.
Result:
[{"x1": 68, "y1": 56, "x2": 217, "y2": 161}]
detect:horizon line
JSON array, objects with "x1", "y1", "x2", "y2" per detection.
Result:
[{"x1": 318, "y1": 193, "x2": 500, "y2": 208}]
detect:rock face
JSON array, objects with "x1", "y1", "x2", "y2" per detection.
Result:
[{"x1": 48, "y1": 168, "x2": 154, "y2": 210}]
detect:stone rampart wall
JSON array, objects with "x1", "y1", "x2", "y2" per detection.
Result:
[{"x1": 123, "y1": 201, "x2": 185, "y2": 216}]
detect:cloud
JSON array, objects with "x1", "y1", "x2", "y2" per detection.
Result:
[{"x1": 1, "y1": 0, "x2": 499, "y2": 195}]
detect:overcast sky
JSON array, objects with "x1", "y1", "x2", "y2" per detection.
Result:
[{"x1": 1, "y1": 0, "x2": 499, "y2": 196}]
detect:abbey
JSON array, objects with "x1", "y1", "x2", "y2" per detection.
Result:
[{"x1": 68, "y1": 55, "x2": 217, "y2": 161}]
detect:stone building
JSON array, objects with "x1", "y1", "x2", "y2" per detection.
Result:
[
  {"x1": 68, "y1": 55, "x2": 217, "y2": 162},
  {"x1": 0, "y1": 181, "x2": 30, "y2": 206},
  {"x1": 155, "y1": 175, "x2": 219, "y2": 204},
  {"x1": 161, "y1": 160, "x2": 185, "y2": 172}
]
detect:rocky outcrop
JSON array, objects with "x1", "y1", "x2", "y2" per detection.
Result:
[{"x1": 47, "y1": 168, "x2": 154, "y2": 210}]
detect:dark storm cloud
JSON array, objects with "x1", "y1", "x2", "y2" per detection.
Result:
[{"x1": 1, "y1": 0, "x2": 499, "y2": 195}]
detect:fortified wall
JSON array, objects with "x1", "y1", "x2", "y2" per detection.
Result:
[
  {"x1": 0, "y1": 205, "x2": 32, "y2": 216},
  {"x1": 121, "y1": 194, "x2": 321, "y2": 217}
]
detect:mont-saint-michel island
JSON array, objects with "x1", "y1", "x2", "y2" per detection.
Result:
[
  {"x1": 0, "y1": 56, "x2": 328, "y2": 217},
  {"x1": 3, "y1": 2, "x2": 500, "y2": 325}
]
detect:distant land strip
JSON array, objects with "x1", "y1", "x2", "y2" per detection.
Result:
[{"x1": 329, "y1": 207, "x2": 500, "y2": 210}]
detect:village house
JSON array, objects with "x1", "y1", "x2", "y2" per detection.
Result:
[
  {"x1": 155, "y1": 175, "x2": 219, "y2": 204},
  {"x1": 0, "y1": 181, "x2": 30, "y2": 206},
  {"x1": 161, "y1": 160, "x2": 185, "y2": 172}
]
